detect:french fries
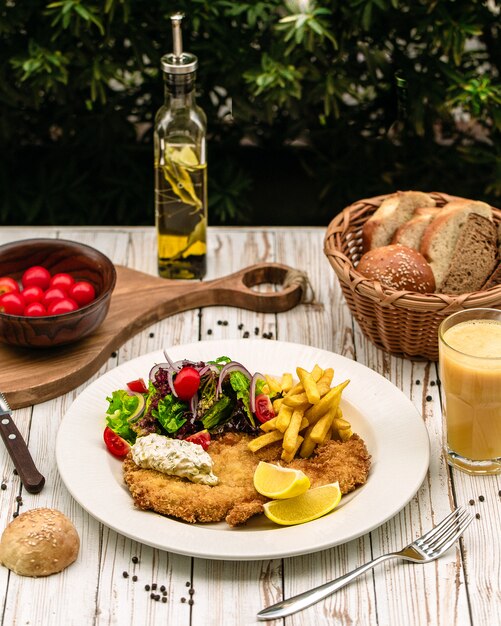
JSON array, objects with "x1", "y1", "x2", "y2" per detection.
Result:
[{"x1": 249, "y1": 363, "x2": 354, "y2": 461}]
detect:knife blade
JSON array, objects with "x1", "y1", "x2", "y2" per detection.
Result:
[{"x1": 0, "y1": 392, "x2": 45, "y2": 494}]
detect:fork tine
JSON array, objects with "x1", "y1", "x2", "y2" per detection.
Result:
[
  {"x1": 423, "y1": 508, "x2": 468, "y2": 549},
  {"x1": 427, "y1": 509, "x2": 473, "y2": 552},
  {"x1": 427, "y1": 509, "x2": 469, "y2": 550},
  {"x1": 417, "y1": 507, "x2": 464, "y2": 543}
]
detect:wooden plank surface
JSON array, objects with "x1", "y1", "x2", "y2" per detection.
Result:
[{"x1": 0, "y1": 225, "x2": 498, "y2": 626}]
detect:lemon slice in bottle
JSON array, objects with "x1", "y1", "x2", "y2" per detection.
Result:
[
  {"x1": 253, "y1": 461, "x2": 310, "y2": 499},
  {"x1": 263, "y1": 482, "x2": 342, "y2": 525}
]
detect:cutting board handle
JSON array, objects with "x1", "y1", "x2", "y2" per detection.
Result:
[{"x1": 191, "y1": 262, "x2": 304, "y2": 313}]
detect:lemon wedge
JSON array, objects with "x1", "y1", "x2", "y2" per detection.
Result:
[
  {"x1": 263, "y1": 482, "x2": 342, "y2": 526},
  {"x1": 253, "y1": 461, "x2": 310, "y2": 499}
]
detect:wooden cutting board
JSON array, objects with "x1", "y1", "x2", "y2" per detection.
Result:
[{"x1": 0, "y1": 263, "x2": 304, "y2": 409}]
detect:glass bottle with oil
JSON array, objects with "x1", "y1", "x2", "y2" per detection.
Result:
[{"x1": 154, "y1": 13, "x2": 207, "y2": 279}]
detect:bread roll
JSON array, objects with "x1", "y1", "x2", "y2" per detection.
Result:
[
  {"x1": 357, "y1": 244, "x2": 436, "y2": 293},
  {"x1": 0, "y1": 508, "x2": 79, "y2": 577},
  {"x1": 362, "y1": 191, "x2": 436, "y2": 252}
]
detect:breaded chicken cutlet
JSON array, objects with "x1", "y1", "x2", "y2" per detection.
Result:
[{"x1": 123, "y1": 432, "x2": 371, "y2": 527}]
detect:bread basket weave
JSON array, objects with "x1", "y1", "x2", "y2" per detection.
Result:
[{"x1": 324, "y1": 191, "x2": 501, "y2": 361}]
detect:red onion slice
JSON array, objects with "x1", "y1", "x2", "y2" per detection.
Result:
[
  {"x1": 163, "y1": 350, "x2": 180, "y2": 371},
  {"x1": 149, "y1": 363, "x2": 171, "y2": 383},
  {"x1": 216, "y1": 362, "x2": 252, "y2": 398},
  {"x1": 167, "y1": 369, "x2": 178, "y2": 397},
  {"x1": 190, "y1": 392, "x2": 199, "y2": 417},
  {"x1": 250, "y1": 372, "x2": 266, "y2": 414}
]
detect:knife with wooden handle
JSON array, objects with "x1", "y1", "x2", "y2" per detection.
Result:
[{"x1": 0, "y1": 392, "x2": 45, "y2": 494}]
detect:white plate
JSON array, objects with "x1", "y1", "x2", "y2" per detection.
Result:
[{"x1": 56, "y1": 339, "x2": 430, "y2": 561}]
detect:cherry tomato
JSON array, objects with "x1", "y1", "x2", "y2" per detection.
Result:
[
  {"x1": 173, "y1": 366, "x2": 201, "y2": 401},
  {"x1": 42, "y1": 287, "x2": 67, "y2": 308},
  {"x1": 185, "y1": 430, "x2": 211, "y2": 451},
  {"x1": 0, "y1": 277, "x2": 19, "y2": 295},
  {"x1": 103, "y1": 426, "x2": 131, "y2": 458},
  {"x1": 127, "y1": 378, "x2": 149, "y2": 393},
  {"x1": 254, "y1": 394, "x2": 275, "y2": 423},
  {"x1": 24, "y1": 302, "x2": 47, "y2": 317},
  {"x1": 47, "y1": 298, "x2": 79, "y2": 315},
  {"x1": 0, "y1": 292, "x2": 25, "y2": 316},
  {"x1": 69, "y1": 281, "x2": 96, "y2": 306},
  {"x1": 49, "y1": 272, "x2": 75, "y2": 291},
  {"x1": 21, "y1": 285, "x2": 45, "y2": 304},
  {"x1": 22, "y1": 266, "x2": 51, "y2": 290}
]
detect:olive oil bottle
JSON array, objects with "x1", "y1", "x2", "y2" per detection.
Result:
[{"x1": 154, "y1": 13, "x2": 207, "y2": 279}]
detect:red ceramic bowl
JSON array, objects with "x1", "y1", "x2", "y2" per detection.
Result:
[{"x1": 0, "y1": 238, "x2": 116, "y2": 348}]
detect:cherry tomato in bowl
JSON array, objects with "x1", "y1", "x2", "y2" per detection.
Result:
[
  {"x1": 69, "y1": 281, "x2": 96, "y2": 307},
  {"x1": 22, "y1": 265, "x2": 51, "y2": 290},
  {"x1": 47, "y1": 298, "x2": 79, "y2": 315},
  {"x1": 174, "y1": 367, "x2": 201, "y2": 401},
  {"x1": 49, "y1": 272, "x2": 75, "y2": 291},
  {"x1": 25, "y1": 302, "x2": 47, "y2": 317},
  {"x1": 21, "y1": 285, "x2": 45, "y2": 304},
  {"x1": 254, "y1": 394, "x2": 275, "y2": 423},
  {"x1": 0, "y1": 292, "x2": 25, "y2": 316},
  {"x1": 0, "y1": 277, "x2": 19, "y2": 295},
  {"x1": 42, "y1": 287, "x2": 67, "y2": 308},
  {"x1": 103, "y1": 427, "x2": 131, "y2": 458}
]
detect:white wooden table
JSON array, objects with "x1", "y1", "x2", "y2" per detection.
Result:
[{"x1": 0, "y1": 225, "x2": 499, "y2": 626}]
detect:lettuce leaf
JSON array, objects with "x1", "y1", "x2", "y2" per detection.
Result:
[
  {"x1": 229, "y1": 371, "x2": 255, "y2": 427},
  {"x1": 153, "y1": 394, "x2": 188, "y2": 434},
  {"x1": 105, "y1": 390, "x2": 139, "y2": 443}
]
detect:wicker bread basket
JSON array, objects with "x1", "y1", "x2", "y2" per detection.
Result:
[{"x1": 324, "y1": 191, "x2": 501, "y2": 361}]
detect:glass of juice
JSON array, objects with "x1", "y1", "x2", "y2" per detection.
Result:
[{"x1": 438, "y1": 308, "x2": 501, "y2": 475}]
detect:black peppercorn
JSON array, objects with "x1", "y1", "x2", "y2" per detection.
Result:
[
  {"x1": 181, "y1": 597, "x2": 186, "y2": 603},
  {"x1": 13, "y1": 469, "x2": 18, "y2": 475},
  {"x1": 132, "y1": 575, "x2": 138, "y2": 582},
  {"x1": 415, "y1": 380, "x2": 421, "y2": 385},
  {"x1": 149, "y1": 332, "x2": 155, "y2": 338},
  {"x1": 426, "y1": 395, "x2": 432, "y2": 402},
  {"x1": 479, "y1": 495, "x2": 485, "y2": 502},
  {"x1": 132, "y1": 556, "x2": 139, "y2": 564},
  {"x1": 469, "y1": 499, "x2": 475, "y2": 505},
  {"x1": 145, "y1": 585, "x2": 151, "y2": 591},
  {"x1": 430, "y1": 380, "x2": 436, "y2": 386},
  {"x1": 111, "y1": 352, "x2": 117, "y2": 358},
  {"x1": 207, "y1": 329, "x2": 212, "y2": 335},
  {"x1": 238, "y1": 323, "x2": 244, "y2": 330},
  {"x1": 162, "y1": 597, "x2": 167, "y2": 603},
  {"x1": 150, "y1": 593, "x2": 156, "y2": 599},
  {"x1": 189, "y1": 588, "x2": 195, "y2": 595},
  {"x1": 185, "y1": 581, "x2": 190, "y2": 587},
  {"x1": 160, "y1": 585, "x2": 166, "y2": 592},
  {"x1": 1, "y1": 484, "x2": 6, "y2": 490},
  {"x1": 12, "y1": 512, "x2": 18, "y2": 518},
  {"x1": 188, "y1": 599, "x2": 194, "y2": 606},
  {"x1": 243, "y1": 331, "x2": 249, "y2": 338},
  {"x1": 475, "y1": 513, "x2": 481, "y2": 519},
  {"x1": 152, "y1": 583, "x2": 157, "y2": 590},
  {"x1": 123, "y1": 571, "x2": 129, "y2": 578}
]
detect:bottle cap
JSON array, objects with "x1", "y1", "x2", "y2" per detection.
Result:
[{"x1": 161, "y1": 13, "x2": 198, "y2": 75}]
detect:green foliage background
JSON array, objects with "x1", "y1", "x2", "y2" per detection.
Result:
[{"x1": 0, "y1": 0, "x2": 499, "y2": 226}]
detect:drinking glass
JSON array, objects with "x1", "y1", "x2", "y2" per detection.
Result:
[{"x1": 438, "y1": 308, "x2": 501, "y2": 475}]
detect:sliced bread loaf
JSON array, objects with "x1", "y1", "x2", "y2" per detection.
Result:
[
  {"x1": 420, "y1": 200, "x2": 492, "y2": 289},
  {"x1": 362, "y1": 191, "x2": 436, "y2": 252},
  {"x1": 391, "y1": 206, "x2": 440, "y2": 250},
  {"x1": 440, "y1": 213, "x2": 498, "y2": 294}
]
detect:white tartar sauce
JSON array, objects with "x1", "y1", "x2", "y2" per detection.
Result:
[{"x1": 131, "y1": 434, "x2": 218, "y2": 486}]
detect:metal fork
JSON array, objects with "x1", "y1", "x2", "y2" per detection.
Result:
[{"x1": 257, "y1": 506, "x2": 474, "y2": 621}]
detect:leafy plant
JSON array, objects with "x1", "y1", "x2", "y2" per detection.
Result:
[{"x1": 0, "y1": 0, "x2": 499, "y2": 227}]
